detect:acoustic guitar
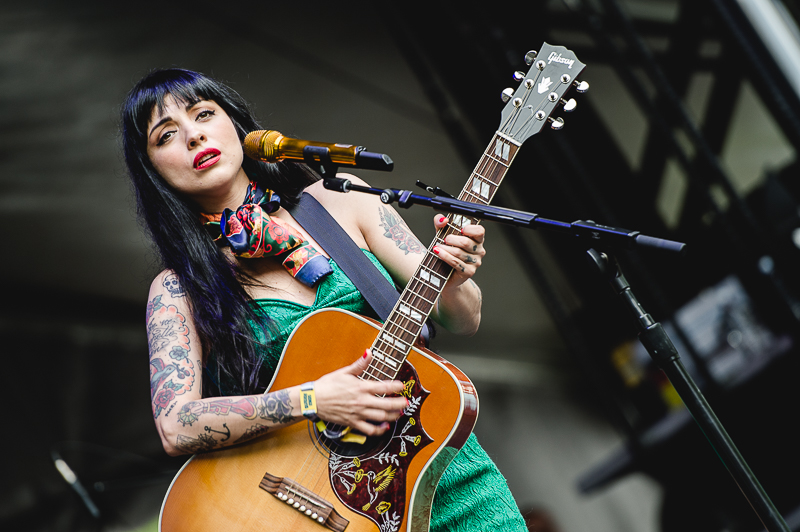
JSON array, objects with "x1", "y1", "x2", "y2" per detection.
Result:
[{"x1": 159, "y1": 42, "x2": 586, "y2": 532}]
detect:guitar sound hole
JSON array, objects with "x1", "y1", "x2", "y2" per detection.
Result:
[{"x1": 308, "y1": 422, "x2": 390, "y2": 458}]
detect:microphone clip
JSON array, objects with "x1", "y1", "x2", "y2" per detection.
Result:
[
  {"x1": 302, "y1": 145, "x2": 394, "y2": 178},
  {"x1": 303, "y1": 145, "x2": 340, "y2": 177}
]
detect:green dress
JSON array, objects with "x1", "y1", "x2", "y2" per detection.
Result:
[{"x1": 247, "y1": 250, "x2": 526, "y2": 531}]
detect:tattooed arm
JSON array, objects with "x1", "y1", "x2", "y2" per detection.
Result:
[
  {"x1": 147, "y1": 270, "x2": 405, "y2": 456},
  {"x1": 146, "y1": 270, "x2": 302, "y2": 456}
]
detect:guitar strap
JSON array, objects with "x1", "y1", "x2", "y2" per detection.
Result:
[{"x1": 288, "y1": 191, "x2": 431, "y2": 347}]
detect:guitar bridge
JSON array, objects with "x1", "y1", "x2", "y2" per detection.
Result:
[{"x1": 260, "y1": 471, "x2": 349, "y2": 532}]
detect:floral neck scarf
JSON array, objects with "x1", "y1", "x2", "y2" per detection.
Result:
[{"x1": 200, "y1": 181, "x2": 332, "y2": 287}]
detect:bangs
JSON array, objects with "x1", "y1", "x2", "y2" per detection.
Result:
[{"x1": 124, "y1": 69, "x2": 221, "y2": 143}]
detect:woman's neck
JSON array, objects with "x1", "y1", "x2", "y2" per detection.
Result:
[{"x1": 194, "y1": 168, "x2": 251, "y2": 213}]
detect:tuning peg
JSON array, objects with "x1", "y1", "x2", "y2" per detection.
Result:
[
  {"x1": 574, "y1": 80, "x2": 590, "y2": 93},
  {"x1": 560, "y1": 98, "x2": 577, "y2": 112},
  {"x1": 501, "y1": 87, "x2": 515, "y2": 103},
  {"x1": 524, "y1": 50, "x2": 538, "y2": 65},
  {"x1": 513, "y1": 71, "x2": 525, "y2": 82},
  {"x1": 548, "y1": 117, "x2": 565, "y2": 130}
]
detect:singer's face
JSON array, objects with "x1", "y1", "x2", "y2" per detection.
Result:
[{"x1": 146, "y1": 96, "x2": 249, "y2": 212}]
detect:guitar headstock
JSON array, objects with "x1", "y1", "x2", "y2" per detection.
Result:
[{"x1": 499, "y1": 43, "x2": 587, "y2": 143}]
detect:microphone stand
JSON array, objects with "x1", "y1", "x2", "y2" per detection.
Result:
[
  {"x1": 321, "y1": 176, "x2": 686, "y2": 254},
  {"x1": 322, "y1": 175, "x2": 789, "y2": 532}
]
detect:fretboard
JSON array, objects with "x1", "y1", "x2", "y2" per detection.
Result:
[{"x1": 363, "y1": 132, "x2": 521, "y2": 382}]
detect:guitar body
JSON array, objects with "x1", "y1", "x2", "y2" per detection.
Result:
[{"x1": 160, "y1": 308, "x2": 479, "y2": 532}]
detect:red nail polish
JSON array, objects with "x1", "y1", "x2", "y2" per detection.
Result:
[
  {"x1": 433, "y1": 247, "x2": 440, "y2": 255},
  {"x1": 363, "y1": 350, "x2": 368, "y2": 359},
  {"x1": 438, "y1": 215, "x2": 447, "y2": 223}
]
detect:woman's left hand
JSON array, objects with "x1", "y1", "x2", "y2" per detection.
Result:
[{"x1": 431, "y1": 214, "x2": 486, "y2": 288}]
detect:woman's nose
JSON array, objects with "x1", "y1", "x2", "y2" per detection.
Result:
[{"x1": 186, "y1": 129, "x2": 206, "y2": 148}]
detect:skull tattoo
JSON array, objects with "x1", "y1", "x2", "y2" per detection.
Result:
[{"x1": 162, "y1": 273, "x2": 185, "y2": 298}]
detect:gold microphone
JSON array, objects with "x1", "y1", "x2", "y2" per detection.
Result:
[{"x1": 242, "y1": 130, "x2": 393, "y2": 171}]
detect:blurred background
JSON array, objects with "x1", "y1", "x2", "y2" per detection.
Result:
[{"x1": 4, "y1": 0, "x2": 800, "y2": 530}]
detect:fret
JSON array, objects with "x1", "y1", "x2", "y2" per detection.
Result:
[
  {"x1": 389, "y1": 316, "x2": 422, "y2": 336},
  {"x1": 461, "y1": 190, "x2": 486, "y2": 205},
  {"x1": 407, "y1": 277, "x2": 440, "y2": 298},
  {"x1": 385, "y1": 321, "x2": 416, "y2": 339},
  {"x1": 373, "y1": 336, "x2": 397, "y2": 352},
  {"x1": 373, "y1": 344, "x2": 402, "y2": 368},
  {"x1": 403, "y1": 289, "x2": 436, "y2": 307},
  {"x1": 485, "y1": 153, "x2": 510, "y2": 166},
  {"x1": 396, "y1": 302, "x2": 424, "y2": 325},
  {"x1": 449, "y1": 214, "x2": 477, "y2": 230},
  {"x1": 464, "y1": 174, "x2": 497, "y2": 195},
  {"x1": 473, "y1": 169, "x2": 502, "y2": 188},
  {"x1": 418, "y1": 266, "x2": 445, "y2": 289},
  {"x1": 471, "y1": 166, "x2": 504, "y2": 188},
  {"x1": 381, "y1": 332, "x2": 410, "y2": 355},
  {"x1": 364, "y1": 363, "x2": 393, "y2": 380},
  {"x1": 371, "y1": 342, "x2": 404, "y2": 361}
]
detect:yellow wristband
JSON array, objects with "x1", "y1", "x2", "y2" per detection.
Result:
[{"x1": 300, "y1": 381, "x2": 318, "y2": 420}]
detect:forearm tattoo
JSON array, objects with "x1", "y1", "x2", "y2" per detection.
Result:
[
  {"x1": 147, "y1": 294, "x2": 196, "y2": 419},
  {"x1": 235, "y1": 424, "x2": 270, "y2": 444},
  {"x1": 379, "y1": 206, "x2": 423, "y2": 254},
  {"x1": 174, "y1": 391, "x2": 295, "y2": 451},
  {"x1": 175, "y1": 433, "x2": 220, "y2": 454}
]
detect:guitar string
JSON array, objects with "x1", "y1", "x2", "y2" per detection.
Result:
[
  {"x1": 314, "y1": 60, "x2": 577, "y2": 510},
  {"x1": 287, "y1": 129, "x2": 522, "y2": 513},
  {"x1": 287, "y1": 424, "x2": 331, "y2": 518}
]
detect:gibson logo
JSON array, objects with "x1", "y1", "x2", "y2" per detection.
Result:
[{"x1": 548, "y1": 52, "x2": 574, "y2": 69}]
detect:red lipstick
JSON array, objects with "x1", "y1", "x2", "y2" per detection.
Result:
[{"x1": 194, "y1": 148, "x2": 221, "y2": 170}]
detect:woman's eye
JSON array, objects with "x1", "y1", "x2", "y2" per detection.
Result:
[
  {"x1": 197, "y1": 109, "x2": 216, "y2": 120},
  {"x1": 157, "y1": 130, "x2": 174, "y2": 146}
]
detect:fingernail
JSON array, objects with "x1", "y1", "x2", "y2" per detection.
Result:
[
  {"x1": 363, "y1": 350, "x2": 368, "y2": 359},
  {"x1": 406, "y1": 398, "x2": 410, "y2": 407},
  {"x1": 381, "y1": 422, "x2": 390, "y2": 430},
  {"x1": 438, "y1": 215, "x2": 447, "y2": 223},
  {"x1": 433, "y1": 247, "x2": 440, "y2": 255}
]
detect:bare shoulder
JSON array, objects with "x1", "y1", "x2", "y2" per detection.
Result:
[{"x1": 304, "y1": 174, "x2": 379, "y2": 247}]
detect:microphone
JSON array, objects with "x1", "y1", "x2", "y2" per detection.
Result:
[{"x1": 243, "y1": 130, "x2": 393, "y2": 171}]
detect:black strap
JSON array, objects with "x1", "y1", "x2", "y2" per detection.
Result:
[
  {"x1": 288, "y1": 192, "x2": 398, "y2": 320},
  {"x1": 288, "y1": 192, "x2": 431, "y2": 346}
]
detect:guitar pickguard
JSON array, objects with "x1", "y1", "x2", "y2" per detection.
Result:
[{"x1": 329, "y1": 361, "x2": 432, "y2": 532}]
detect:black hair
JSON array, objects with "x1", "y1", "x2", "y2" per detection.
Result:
[{"x1": 122, "y1": 68, "x2": 318, "y2": 396}]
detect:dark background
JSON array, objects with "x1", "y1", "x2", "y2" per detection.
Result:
[{"x1": 4, "y1": 1, "x2": 800, "y2": 531}]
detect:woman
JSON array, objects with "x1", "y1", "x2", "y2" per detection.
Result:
[{"x1": 123, "y1": 68, "x2": 525, "y2": 531}]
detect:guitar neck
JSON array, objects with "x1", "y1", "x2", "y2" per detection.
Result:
[{"x1": 364, "y1": 132, "x2": 521, "y2": 382}]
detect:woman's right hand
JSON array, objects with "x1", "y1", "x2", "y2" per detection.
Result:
[{"x1": 313, "y1": 350, "x2": 408, "y2": 436}]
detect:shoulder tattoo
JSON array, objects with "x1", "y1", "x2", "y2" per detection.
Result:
[
  {"x1": 378, "y1": 205, "x2": 423, "y2": 255},
  {"x1": 161, "y1": 272, "x2": 186, "y2": 298}
]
